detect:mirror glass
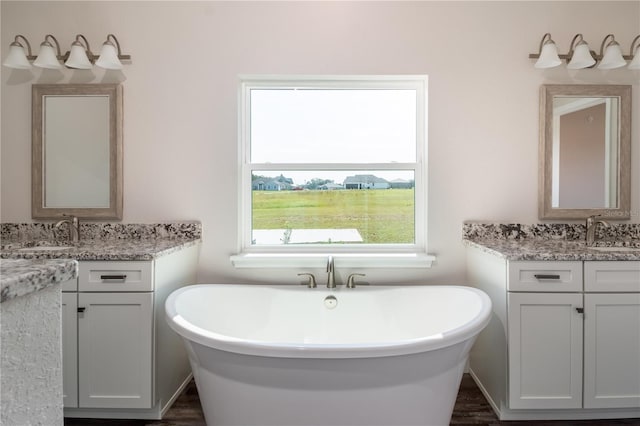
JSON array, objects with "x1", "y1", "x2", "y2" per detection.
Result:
[
  {"x1": 32, "y1": 84, "x2": 123, "y2": 219},
  {"x1": 539, "y1": 85, "x2": 631, "y2": 220}
]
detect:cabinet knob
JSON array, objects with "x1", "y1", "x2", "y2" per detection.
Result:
[
  {"x1": 576, "y1": 307, "x2": 584, "y2": 314},
  {"x1": 77, "y1": 307, "x2": 86, "y2": 313}
]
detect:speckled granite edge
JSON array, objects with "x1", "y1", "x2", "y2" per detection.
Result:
[
  {"x1": 0, "y1": 239, "x2": 201, "y2": 262},
  {"x1": 462, "y1": 222, "x2": 640, "y2": 241},
  {"x1": 0, "y1": 221, "x2": 202, "y2": 242},
  {"x1": 462, "y1": 238, "x2": 640, "y2": 261},
  {"x1": 462, "y1": 222, "x2": 640, "y2": 261},
  {"x1": 1, "y1": 259, "x2": 78, "y2": 303}
]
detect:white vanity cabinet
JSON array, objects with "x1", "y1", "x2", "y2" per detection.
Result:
[
  {"x1": 583, "y1": 262, "x2": 640, "y2": 410},
  {"x1": 77, "y1": 261, "x2": 154, "y2": 409},
  {"x1": 508, "y1": 291, "x2": 584, "y2": 409},
  {"x1": 62, "y1": 244, "x2": 199, "y2": 420},
  {"x1": 467, "y1": 249, "x2": 640, "y2": 421},
  {"x1": 506, "y1": 261, "x2": 584, "y2": 410}
]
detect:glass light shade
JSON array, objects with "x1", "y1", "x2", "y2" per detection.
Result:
[
  {"x1": 535, "y1": 41, "x2": 562, "y2": 68},
  {"x1": 567, "y1": 42, "x2": 595, "y2": 69},
  {"x1": 33, "y1": 43, "x2": 61, "y2": 69},
  {"x1": 95, "y1": 42, "x2": 122, "y2": 70},
  {"x1": 65, "y1": 44, "x2": 93, "y2": 69},
  {"x1": 628, "y1": 49, "x2": 640, "y2": 70},
  {"x1": 598, "y1": 42, "x2": 626, "y2": 69},
  {"x1": 3, "y1": 44, "x2": 32, "y2": 69}
]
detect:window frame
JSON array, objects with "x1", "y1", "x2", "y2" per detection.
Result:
[{"x1": 234, "y1": 75, "x2": 433, "y2": 268}]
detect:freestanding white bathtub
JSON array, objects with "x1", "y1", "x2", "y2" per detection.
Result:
[{"x1": 166, "y1": 284, "x2": 491, "y2": 426}]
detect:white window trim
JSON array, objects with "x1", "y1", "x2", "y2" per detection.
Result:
[{"x1": 232, "y1": 75, "x2": 434, "y2": 269}]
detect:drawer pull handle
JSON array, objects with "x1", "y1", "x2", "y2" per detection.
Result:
[
  {"x1": 534, "y1": 274, "x2": 561, "y2": 280},
  {"x1": 77, "y1": 307, "x2": 86, "y2": 313},
  {"x1": 100, "y1": 274, "x2": 127, "y2": 281}
]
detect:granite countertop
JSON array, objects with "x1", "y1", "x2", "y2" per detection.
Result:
[
  {"x1": 1, "y1": 258, "x2": 78, "y2": 303},
  {"x1": 462, "y1": 222, "x2": 640, "y2": 261},
  {"x1": 0, "y1": 238, "x2": 201, "y2": 261},
  {"x1": 0, "y1": 222, "x2": 201, "y2": 303},
  {"x1": 463, "y1": 238, "x2": 640, "y2": 261}
]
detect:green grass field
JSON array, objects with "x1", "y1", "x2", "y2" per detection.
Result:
[{"x1": 252, "y1": 189, "x2": 414, "y2": 244}]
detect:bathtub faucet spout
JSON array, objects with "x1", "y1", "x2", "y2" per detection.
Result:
[{"x1": 326, "y1": 255, "x2": 336, "y2": 288}]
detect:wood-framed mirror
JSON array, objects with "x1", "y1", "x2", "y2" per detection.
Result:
[
  {"x1": 32, "y1": 84, "x2": 123, "y2": 220},
  {"x1": 539, "y1": 84, "x2": 631, "y2": 220}
]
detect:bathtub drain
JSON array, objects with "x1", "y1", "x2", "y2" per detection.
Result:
[{"x1": 324, "y1": 295, "x2": 338, "y2": 309}]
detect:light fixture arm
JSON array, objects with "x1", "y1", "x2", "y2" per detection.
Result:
[
  {"x1": 630, "y1": 35, "x2": 640, "y2": 57},
  {"x1": 43, "y1": 34, "x2": 63, "y2": 59},
  {"x1": 77, "y1": 34, "x2": 92, "y2": 54},
  {"x1": 566, "y1": 33, "x2": 584, "y2": 61},
  {"x1": 105, "y1": 34, "x2": 131, "y2": 60},
  {"x1": 537, "y1": 33, "x2": 552, "y2": 54},
  {"x1": 11, "y1": 34, "x2": 35, "y2": 60},
  {"x1": 598, "y1": 34, "x2": 616, "y2": 58}
]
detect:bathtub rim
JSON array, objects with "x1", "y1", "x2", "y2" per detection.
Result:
[{"x1": 165, "y1": 284, "x2": 491, "y2": 359}]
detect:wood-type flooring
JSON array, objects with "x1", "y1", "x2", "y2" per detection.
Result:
[{"x1": 64, "y1": 374, "x2": 640, "y2": 426}]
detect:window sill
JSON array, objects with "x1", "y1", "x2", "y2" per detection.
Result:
[{"x1": 229, "y1": 252, "x2": 436, "y2": 269}]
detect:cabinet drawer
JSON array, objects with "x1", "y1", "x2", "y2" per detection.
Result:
[
  {"x1": 585, "y1": 261, "x2": 640, "y2": 292},
  {"x1": 79, "y1": 261, "x2": 154, "y2": 292},
  {"x1": 508, "y1": 261, "x2": 582, "y2": 292}
]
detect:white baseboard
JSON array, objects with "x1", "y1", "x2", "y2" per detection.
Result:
[{"x1": 161, "y1": 373, "x2": 194, "y2": 418}]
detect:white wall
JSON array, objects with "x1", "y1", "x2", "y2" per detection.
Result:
[{"x1": 2, "y1": 1, "x2": 639, "y2": 285}]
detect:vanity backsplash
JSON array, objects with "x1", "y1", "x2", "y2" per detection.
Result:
[
  {"x1": 0, "y1": 221, "x2": 201, "y2": 242},
  {"x1": 463, "y1": 222, "x2": 640, "y2": 241}
]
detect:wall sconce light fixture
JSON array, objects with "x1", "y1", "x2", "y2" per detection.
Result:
[
  {"x1": 530, "y1": 33, "x2": 640, "y2": 70},
  {"x1": 2, "y1": 35, "x2": 36, "y2": 69},
  {"x1": 65, "y1": 35, "x2": 94, "y2": 69},
  {"x1": 566, "y1": 34, "x2": 596, "y2": 69},
  {"x1": 598, "y1": 34, "x2": 626, "y2": 69},
  {"x1": 2, "y1": 33, "x2": 131, "y2": 70},
  {"x1": 95, "y1": 34, "x2": 129, "y2": 70},
  {"x1": 34, "y1": 34, "x2": 64, "y2": 69}
]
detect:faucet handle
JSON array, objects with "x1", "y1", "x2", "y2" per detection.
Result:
[
  {"x1": 346, "y1": 273, "x2": 366, "y2": 289},
  {"x1": 298, "y1": 273, "x2": 317, "y2": 288}
]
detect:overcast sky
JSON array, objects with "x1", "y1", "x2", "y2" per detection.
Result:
[{"x1": 250, "y1": 88, "x2": 417, "y2": 185}]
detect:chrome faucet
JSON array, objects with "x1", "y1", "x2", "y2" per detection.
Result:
[
  {"x1": 585, "y1": 214, "x2": 609, "y2": 247},
  {"x1": 55, "y1": 214, "x2": 80, "y2": 242},
  {"x1": 326, "y1": 255, "x2": 336, "y2": 288}
]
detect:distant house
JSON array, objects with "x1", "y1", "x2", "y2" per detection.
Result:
[
  {"x1": 389, "y1": 178, "x2": 414, "y2": 189},
  {"x1": 343, "y1": 174, "x2": 390, "y2": 190},
  {"x1": 252, "y1": 174, "x2": 293, "y2": 191},
  {"x1": 319, "y1": 183, "x2": 344, "y2": 190}
]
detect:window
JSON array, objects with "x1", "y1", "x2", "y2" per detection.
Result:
[{"x1": 235, "y1": 76, "x2": 431, "y2": 267}]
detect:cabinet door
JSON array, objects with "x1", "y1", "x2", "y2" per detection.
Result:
[
  {"x1": 508, "y1": 292, "x2": 583, "y2": 409},
  {"x1": 61, "y1": 291, "x2": 78, "y2": 408},
  {"x1": 584, "y1": 293, "x2": 640, "y2": 409},
  {"x1": 78, "y1": 292, "x2": 153, "y2": 409}
]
